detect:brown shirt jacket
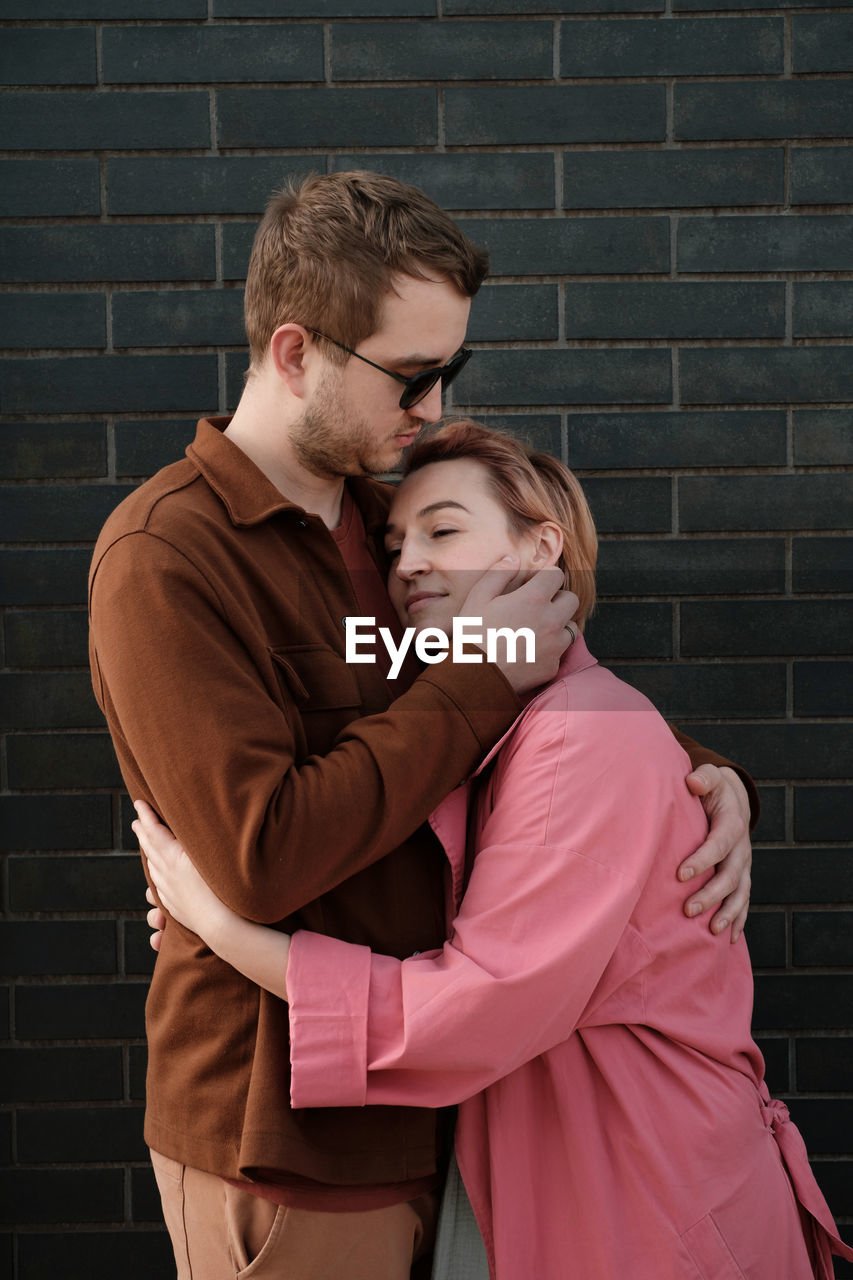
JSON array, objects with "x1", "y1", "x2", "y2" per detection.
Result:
[{"x1": 89, "y1": 417, "x2": 756, "y2": 1187}]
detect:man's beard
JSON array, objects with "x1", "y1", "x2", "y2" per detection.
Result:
[{"x1": 290, "y1": 375, "x2": 416, "y2": 479}]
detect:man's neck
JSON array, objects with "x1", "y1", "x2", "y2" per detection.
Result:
[{"x1": 225, "y1": 387, "x2": 346, "y2": 530}]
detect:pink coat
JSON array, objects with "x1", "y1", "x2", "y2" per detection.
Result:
[{"x1": 288, "y1": 638, "x2": 852, "y2": 1279}]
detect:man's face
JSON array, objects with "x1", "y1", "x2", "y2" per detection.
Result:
[{"x1": 291, "y1": 274, "x2": 471, "y2": 479}]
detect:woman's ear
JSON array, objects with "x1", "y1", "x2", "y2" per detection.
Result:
[
  {"x1": 530, "y1": 521, "x2": 563, "y2": 569},
  {"x1": 269, "y1": 324, "x2": 311, "y2": 397}
]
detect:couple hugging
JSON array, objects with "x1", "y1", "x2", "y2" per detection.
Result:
[{"x1": 90, "y1": 170, "x2": 851, "y2": 1280}]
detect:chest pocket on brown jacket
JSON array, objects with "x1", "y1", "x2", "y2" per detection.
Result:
[{"x1": 269, "y1": 644, "x2": 363, "y2": 758}]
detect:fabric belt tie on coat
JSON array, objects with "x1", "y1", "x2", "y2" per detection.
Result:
[{"x1": 759, "y1": 1084, "x2": 853, "y2": 1277}]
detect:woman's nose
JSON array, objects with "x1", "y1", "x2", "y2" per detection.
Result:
[{"x1": 394, "y1": 541, "x2": 429, "y2": 579}]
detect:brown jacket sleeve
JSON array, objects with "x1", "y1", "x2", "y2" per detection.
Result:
[
  {"x1": 670, "y1": 727, "x2": 760, "y2": 830},
  {"x1": 90, "y1": 531, "x2": 521, "y2": 924}
]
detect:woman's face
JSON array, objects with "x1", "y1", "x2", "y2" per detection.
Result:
[{"x1": 385, "y1": 457, "x2": 548, "y2": 636}]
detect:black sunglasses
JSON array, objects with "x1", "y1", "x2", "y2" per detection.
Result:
[{"x1": 309, "y1": 330, "x2": 471, "y2": 411}]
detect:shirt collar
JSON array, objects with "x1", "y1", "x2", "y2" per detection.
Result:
[{"x1": 187, "y1": 416, "x2": 393, "y2": 530}]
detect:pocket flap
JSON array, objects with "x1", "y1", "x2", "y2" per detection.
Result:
[{"x1": 270, "y1": 645, "x2": 361, "y2": 710}]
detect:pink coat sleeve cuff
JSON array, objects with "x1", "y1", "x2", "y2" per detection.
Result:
[{"x1": 288, "y1": 931, "x2": 372, "y2": 1109}]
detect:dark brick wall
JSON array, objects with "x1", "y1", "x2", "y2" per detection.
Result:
[{"x1": 0, "y1": 2, "x2": 850, "y2": 1274}]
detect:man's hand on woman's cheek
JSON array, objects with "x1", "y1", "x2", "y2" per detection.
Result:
[{"x1": 678, "y1": 765, "x2": 752, "y2": 942}]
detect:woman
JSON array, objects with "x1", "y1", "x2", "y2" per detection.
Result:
[{"x1": 137, "y1": 421, "x2": 852, "y2": 1279}]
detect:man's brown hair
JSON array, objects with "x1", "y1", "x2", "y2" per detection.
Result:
[{"x1": 244, "y1": 170, "x2": 489, "y2": 370}]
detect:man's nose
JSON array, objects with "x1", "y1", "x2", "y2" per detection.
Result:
[{"x1": 408, "y1": 379, "x2": 444, "y2": 423}]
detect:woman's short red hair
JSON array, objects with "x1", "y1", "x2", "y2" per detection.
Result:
[{"x1": 403, "y1": 420, "x2": 597, "y2": 629}]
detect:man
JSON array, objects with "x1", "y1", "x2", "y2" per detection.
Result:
[{"x1": 89, "y1": 172, "x2": 753, "y2": 1279}]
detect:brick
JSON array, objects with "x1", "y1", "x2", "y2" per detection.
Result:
[
  {"x1": 4, "y1": 610, "x2": 90, "y2": 669},
  {"x1": 810, "y1": 1164, "x2": 853, "y2": 1223},
  {"x1": 0, "y1": 922, "x2": 116, "y2": 976},
  {"x1": 0, "y1": 0, "x2": 205, "y2": 12},
  {"x1": 794, "y1": 283, "x2": 853, "y2": 339},
  {"x1": 125, "y1": 921, "x2": 157, "y2": 977},
  {"x1": 479, "y1": 414, "x2": 562, "y2": 456},
  {"x1": 217, "y1": 88, "x2": 437, "y2": 147},
  {"x1": 19, "y1": 1231, "x2": 174, "y2": 1280},
  {"x1": 0, "y1": 550, "x2": 89, "y2": 607},
  {"x1": 797, "y1": 1038, "x2": 853, "y2": 1092},
  {"x1": 561, "y1": 17, "x2": 781, "y2": 77},
  {"x1": 129, "y1": 1044, "x2": 147, "y2": 1100},
  {"x1": 753, "y1": 850, "x2": 853, "y2": 906},
  {"x1": 456, "y1": 349, "x2": 671, "y2": 407},
  {"x1": 794, "y1": 663, "x2": 853, "y2": 717},
  {"x1": 563, "y1": 147, "x2": 784, "y2": 210},
  {"x1": 596, "y1": 538, "x2": 785, "y2": 596},
  {"x1": 469, "y1": 285, "x2": 558, "y2": 342},
  {"x1": 0, "y1": 226, "x2": 216, "y2": 284},
  {"x1": 795, "y1": 787, "x2": 853, "y2": 844},
  {"x1": 567, "y1": 410, "x2": 787, "y2": 469},
  {"x1": 680, "y1": 348, "x2": 853, "y2": 406},
  {"x1": 794, "y1": 411, "x2": 853, "y2": 465},
  {"x1": 676, "y1": 82, "x2": 853, "y2": 141},
  {"x1": 445, "y1": 85, "x2": 666, "y2": 145},
  {"x1": 585, "y1": 601, "x2": 673, "y2": 659},
  {"x1": 680, "y1": 475, "x2": 852, "y2": 533},
  {"x1": 222, "y1": 223, "x2": 256, "y2": 281},
  {"x1": 791, "y1": 147, "x2": 853, "y2": 207},
  {"x1": 0, "y1": 421, "x2": 106, "y2": 480},
  {"x1": 0, "y1": 27, "x2": 96, "y2": 86},
  {"x1": 18, "y1": 1105, "x2": 147, "y2": 1164},
  {"x1": 0, "y1": 1047, "x2": 122, "y2": 1102},
  {"x1": 753, "y1": 976, "x2": 853, "y2": 1031},
  {"x1": 755, "y1": 1037, "x2": 788, "y2": 1093},
  {"x1": 332, "y1": 21, "x2": 551, "y2": 80},
  {"x1": 670, "y1": 724, "x2": 851, "y2": 781},
  {"x1": 743, "y1": 911, "x2": 786, "y2": 968},
  {"x1": 787, "y1": 1100, "x2": 853, "y2": 1155},
  {"x1": 460, "y1": 216, "x2": 670, "y2": 276},
  {"x1": 7, "y1": 732, "x2": 123, "y2": 790},
  {"x1": 794, "y1": 911, "x2": 853, "y2": 967},
  {"x1": 607, "y1": 662, "x2": 785, "y2": 719},
  {"x1": 10, "y1": 855, "x2": 146, "y2": 912},
  {"x1": 794, "y1": 14, "x2": 853, "y2": 72},
  {"x1": 449, "y1": 0, "x2": 662, "y2": 9},
  {"x1": 565, "y1": 282, "x2": 784, "y2": 340},
  {"x1": 0, "y1": 292, "x2": 106, "y2": 351},
  {"x1": 330, "y1": 152, "x2": 556, "y2": 211},
  {"x1": 2, "y1": 90, "x2": 211, "y2": 151},
  {"x1": 0, "y1": 355, "x2": 219, "y2": 414},
  {"x1": 0, "y1": 673, "x2": 104, "y2": 729},
  {"x1": 0, "y1": 159, "x2": 100, "y2": 216},
  {"x1": 679, "y1": 215, "x2": 853, "y2": 273},
  {"x1": 107, "y1": 155, "x2": 321, "y2": 216},
  {"x1": 112, "y1": 289, "x2": 245, "y2": 349},
  {"x1": 585, "y1": 477, "x2": 673, "y2": 533},
  {"x1": 677, "y1": 0, "x2": 850, "y2": 9},
  {"x1": 16, "y1": 982, "x2": 148, "y2": 1041},
  {"x1": 115, "y1": 419, "x2": 197, "y2": 477},
  {"x1": 226, "y1": 351, "x2": 248, "y2": 410},
  {"x1": 793, "y1": 538, "x2": 853, "y2": 594},
  {"x1": 2, "y1": 1168, "x2": 123, "y2": 1225},
  {"x1": 752, "y1": 785, "x2": 785, "y2": 842},
  {"x1": 0, "y1": 796, "x2": 112, "y2": 852},
  {"x1": 217, "y1": 0, "x2": 432, "y2": 11},
  {"x1": 0, "y1": 485, "x2": 133, "y2": 544},
  {"x1": 131, "y1": 1165, "x2": 164, "y2": 1223},
  {"x1": 680, "y1": 579, "x2": 852, "y2": 656},
  {"x1": 103, "y1": 23, "x2": 323, "y2": 85}
]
